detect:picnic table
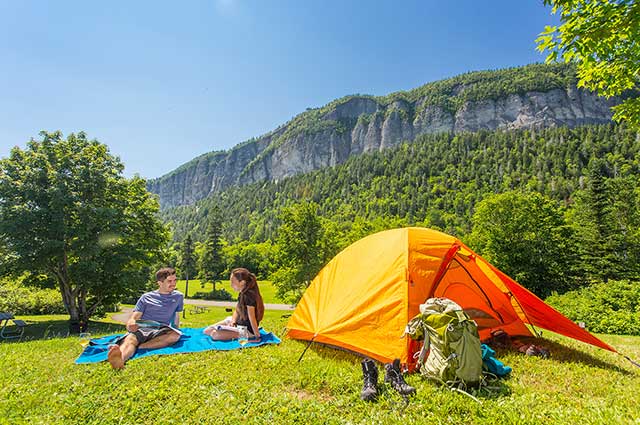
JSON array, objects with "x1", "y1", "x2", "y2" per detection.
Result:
[
  {"x1": 0, "y1": 312, "x2": 27, "y2": 340},
  {"x1": 190, "y1": 305, "x2": 211, "y2": 314}
]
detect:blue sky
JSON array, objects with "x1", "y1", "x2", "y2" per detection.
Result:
[{"x1": 0, "y1": 1, "x2": 558, "y2": 179}]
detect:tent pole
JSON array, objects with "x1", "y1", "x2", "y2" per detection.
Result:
[
  {"x1": 509, "y1": 292, "x2": 542, "y2": 337},
  {"x1": 298, "y1": 336, "x2": 316, "y2": 362},
  {"x1": 427, "y1": 244, "x2": 461, "y2": 298}
]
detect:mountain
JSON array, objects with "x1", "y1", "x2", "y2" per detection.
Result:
[
  {"x1": 161, "y1": 123, "x2": 640, "y2": 243},
  {"x1": 148, "y1": 63, "x2": 619, "y2": 209}
]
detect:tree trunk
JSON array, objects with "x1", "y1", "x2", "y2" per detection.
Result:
[
  {"x1": 183, "y1": 274, "x2": 189, "y2": 319},
  {"x1": 77, "y1": 289, "x2": 89, "y2": 332},
  {"x1": 52, "y1": 260, "x2": 83, "y2": 334}
]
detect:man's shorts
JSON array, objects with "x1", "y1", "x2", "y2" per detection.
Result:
[{"x1": 115, "y1": 326, "x2": 174, "y2": 345}]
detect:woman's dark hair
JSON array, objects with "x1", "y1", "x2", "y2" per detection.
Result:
[{"x1": 232, "y1": 268, "x2": 265, "y2": 323}]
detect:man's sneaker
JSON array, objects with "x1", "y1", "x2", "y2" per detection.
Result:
[
  {"x1": 360, "y1": 358, "x2": 378, "y2": 401},
  {"x1": 384, "y1": 359, "x2": 416, "y2": 396}
]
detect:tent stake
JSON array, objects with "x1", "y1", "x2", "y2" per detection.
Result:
[{"x1": 298, "y1": 336, "x2": 316, "y2": 362}]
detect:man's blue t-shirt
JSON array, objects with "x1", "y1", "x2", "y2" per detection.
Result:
[{"x1": 134, "y1": 290, "x2": 184, "y2": 326}]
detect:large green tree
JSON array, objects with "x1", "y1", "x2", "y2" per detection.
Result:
[
  {"x1": 467, "y1": 191, "x2": 575, "y2": 297},
  {"x1": 222, "y1": 240, "x2": 275, "y2": 280},
  {"x1": 0, "y1": 132, "x2": 169, "y2": 331},
  {"x1": 537, "y1": 0, "x2": 640, "y2": 128},
  {"x1": 271, "y1": 201, "x2": 335, "y2": 303}
]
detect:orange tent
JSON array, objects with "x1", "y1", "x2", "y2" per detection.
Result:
[{"x1": 286, "y1": 227, "x2": 615, "y2": 367}]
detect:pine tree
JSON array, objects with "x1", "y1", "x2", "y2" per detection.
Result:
[
  {"x1": 199, "y1": 206, "x2": 224, "y2": 291},
  {"x1": 179, "y1": 233, "x2": 196, "y2": 309},
  {"x1": 572, "y1": 159, "x2": 616, "y2": 282}
]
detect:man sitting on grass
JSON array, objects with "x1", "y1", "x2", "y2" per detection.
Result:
[{"x1": 108, "y1": 267, "x2": 184, "y2": 369}]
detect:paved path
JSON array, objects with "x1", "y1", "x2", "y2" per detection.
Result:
[
  {"x1": 112, "y1": 308, "x2": 134, "y2": 324},
  {"x1": 111, "y1": 299, "x2": 294, "y2": 324},
  {"x1": 183, "y1": 298, "x2": 295, "y2": 311}
]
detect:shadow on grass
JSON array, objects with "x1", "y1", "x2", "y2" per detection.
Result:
[
  {"x1": 497, "y1": 335, "x2": 633, "y2": 376},
  {"x1": 1, "y1": 319, "x2": 124, "y2": 344},
  {"x1": 294, "y1": 339, "x2": 513, "y2": 400}
]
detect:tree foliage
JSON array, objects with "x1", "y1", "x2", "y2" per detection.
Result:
[
  {"x1": 164, "y1": 124, "x2": 640, "y2": 245},
  {"x1": 468, "y1": 191, "x2": 575, "y2": 297},
  {"x1": 162, "y1": 124, "x2": 640, "y2": 300},
  {"x1": 537, "y1": 0, "x2": 640, "y2": 128},
  {"x1": 179, "y1": 233, "x2": 196, "y2": 280},
  {"x1": 0, "y1": 132, "x2": 168, "y2": 330},
  {"x1": 0, "y1": 277, "x2": 66, "y2": 315},
  {"x1": 568, "y1": 163, "x2": 640, "y2": 283},
  {"x1": 546, "y1": 279, "x2": 640, "y2": 335},
  {"x1": 270, "y1": 201, "x2": 336, "y2": 303},
  {"x1": 198, "y1": 206, "x2": 225, "y2": 290},
  {"x1": 222, "y1": 240, "x2": 275, "y2": 279}
]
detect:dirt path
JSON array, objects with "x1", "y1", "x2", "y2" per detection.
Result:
[{"x1": 111, "y1": 299, "x2": 294, "y2": 324}]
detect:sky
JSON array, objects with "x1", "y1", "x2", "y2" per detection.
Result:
[{"x1": 0, "y1": 1, "x2": 559, "y2": 179}]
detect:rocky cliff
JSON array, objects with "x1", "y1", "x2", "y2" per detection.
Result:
[{"x1": 148, "y1": 64, "x2": 619, "y2": 209}]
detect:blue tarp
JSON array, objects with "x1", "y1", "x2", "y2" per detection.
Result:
[{"x1": 75, "y1": 327, "x2": 280, "y2": 364}]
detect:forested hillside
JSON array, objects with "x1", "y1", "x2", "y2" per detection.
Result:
[
  {"x1": 162, "y1": 123, "x2": 639, "y2": 243},
  {"x1": 161, "y1": 123, "x2": 640, "y2": 315},
  {"x1": 149, "y1": 63, "x2": 619, "y2": 208}
]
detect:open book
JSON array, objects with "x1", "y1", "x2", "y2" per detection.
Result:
[{"x1": 136, "y1": 319, "x2": 183, "y2": 335}]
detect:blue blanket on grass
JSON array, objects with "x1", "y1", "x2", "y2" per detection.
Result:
[{"x1": 75, "y1": 327, "x2": 280, "y2": 364}]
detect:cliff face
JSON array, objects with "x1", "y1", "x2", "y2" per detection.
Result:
[{"x1": 149, "y1": 85, "x2": 618, "y2": 209}]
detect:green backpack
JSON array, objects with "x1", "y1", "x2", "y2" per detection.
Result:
[{"x1": 406, "y1": 298, "x2": 484, "y2": 388}]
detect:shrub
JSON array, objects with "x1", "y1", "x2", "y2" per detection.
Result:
[
  {"x1": 191, "y1": 289, "x2": 235, "y2": 301},
  {"x1": 546, "y1": 279, "x2": 640, "y2": 335},
  {"x1": 0, "y1": 281, "x2": 66, "y2": 315}
]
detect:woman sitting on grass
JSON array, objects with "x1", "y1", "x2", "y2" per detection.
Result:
[{"x1": 204, "y1": 267, "x2": 265, "y2": 342}]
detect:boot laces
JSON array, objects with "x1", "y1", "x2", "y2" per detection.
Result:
[{"x1": 363, "y1": 364, "x2": 377, "y2": 387}]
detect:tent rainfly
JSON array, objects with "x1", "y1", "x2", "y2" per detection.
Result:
[{"x1": 286, "y1": 227, "x2": 616, "y2": 367}]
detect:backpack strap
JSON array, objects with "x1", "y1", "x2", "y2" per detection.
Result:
[{"x1": 418, "y1": 324, "x2": 430, "y2": 366}]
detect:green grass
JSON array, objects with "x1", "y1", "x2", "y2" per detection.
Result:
[
  {"x1": 176, "y1": 279, "x2": 281, "y2": 304},
  {"x1": 257, "y1": 280, "x2": 279, "y2": 305},
  {"x1": 1, "y1": 311, "x2": 639, "y2": 425}
]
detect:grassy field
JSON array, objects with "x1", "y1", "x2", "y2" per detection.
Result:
[
  {"x1": 176, "y1": 279, "x2": 281, "y2": 304},
  {"x1": 1, "y1": 310, "x2": 639, "y2": 425}
]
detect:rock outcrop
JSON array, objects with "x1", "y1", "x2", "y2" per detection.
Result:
[{"x1": 149, "y1": 82, "x2": 618, "y2": 209}]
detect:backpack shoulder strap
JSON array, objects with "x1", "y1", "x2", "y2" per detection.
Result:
[{"x1": 418, "y1": 324, "x2": 430, "y2": 365}]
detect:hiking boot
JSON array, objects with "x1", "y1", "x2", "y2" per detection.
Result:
[
  {"x1": 384, "y1": 359, "x2": 416, "y2": 396},
  {"x1": 360, "y1": 358, "x2": 378, "y2": 401}
]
